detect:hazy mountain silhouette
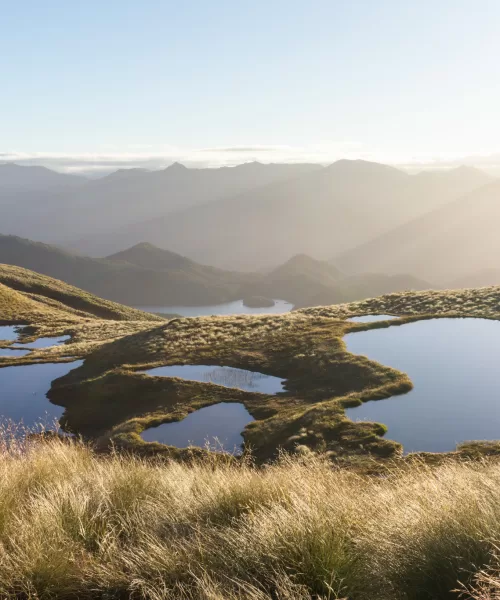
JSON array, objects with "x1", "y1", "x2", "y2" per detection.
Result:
[
  {"x1": 69, "y1": 160, "x2": 491, "y2": 269},
  {"x1": 0, "y1": 163, "x2": 84, "y2": 192},
  {"x1": 0, "y1": 235, "x2": 255, "y2": 306},
  {"x1": 106, "y1": 242, "x2": 198, "y2": 271},
  {"x1": 336, "y1": 178, "x2": 500, "y2": 282},
  {"x1": 2, "y1": 162, "x2": 320, "y2": 245},
  {"x1": 251, "y1": 253, "x2": 432, "y2": 308},
  {"x1": 449, "y1": 269, "x2": 500, "y2": 289},
  {"x1": 0, "y1": 236, "x2": 435, "y2": 309}
]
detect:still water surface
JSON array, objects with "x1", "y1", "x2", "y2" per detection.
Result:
[
  {"x1": 0, "y1": 361, "x2": 83, "y2": 430},
  {"x1": 0, "y1": 326, "x2": 21, "y2": 341},
  {"x1": 19, "y1": 335, "x2": 71, "y2": 349},
  {"x1": 0, "y1": 348, "x2": 31, "y2": 357},
  {"x1": 142, "y1": 364, "x2": 285, "y2": 394},
  {"x1": 136, "y1": 299, "x2": 293, "y2": 317},
  {"x1": 345, "y1": 318, "x2": 500, "y2": 453},
  {"x1": 141, "y1": 402, "x2": 252, "y2": 453}
]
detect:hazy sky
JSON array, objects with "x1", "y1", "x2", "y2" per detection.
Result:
[{"x1": 2, "y1": 0, "x2": 500, "y2": 173}]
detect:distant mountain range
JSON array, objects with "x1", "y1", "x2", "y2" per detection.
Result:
[
  {"x1": 0, "y1": 235, "x2": 434, "y2": 309},
  {"x1": 1, "y1": 160, "x2": 491, "y2": 273},
  {"x1": 0, "y1": 236, "x2": 254, "y2": 306},
  {"x1": 0, "y1": 161, "x2": 320, "y2": 249},
  {"x1": 336, "y1": 178, "x2": 500, "y2": 284},
  {"x1": 2, "y1": 159, "x2": 497, "y2": 295},
  {"x1": 0, "y1": 163, "x2": 84, "y2": 192},
  {"x1": 66, "y1": 160, "x2": 492, "y2": 269}
]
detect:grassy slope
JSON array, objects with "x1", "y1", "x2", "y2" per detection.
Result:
[
  {"x1": 0, "y1": 264, "x2": 161, "y2": 366},
  {"x1": 49, "y1": 286, "x2": 500, "y2": 465},
  {"x1": 0, "y1": 263, "x2": 162, "y2": 322},
  {"x1": 2, "y1": 279, "x2": 500, "y2": 598},
  {"x1": 0, "y1": 438, "x2": 498, "y2": 600}
]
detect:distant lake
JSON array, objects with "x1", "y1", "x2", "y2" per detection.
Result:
[
  {"x1": 0, "y1": 361, "x2": 83, "y2": 432},
  {"x1": 136, "y1": 299, "x2": 293, "y2": 317},
  {"x1": 142, "y1": 364, "x2": 285, "y2": 394},
  {"x1": 345, "y1": 318, "x2": 500, "y2": 453},
  {"x1": 141, "y1": 402, "x2": 252, "y2": 453}
]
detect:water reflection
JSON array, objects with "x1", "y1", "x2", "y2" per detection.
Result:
[
  {"x1": 20, "y1": 335, "x2": 71, "y2": 349},
  {"x1": 345, "y1": 318, "x2": 500, "y2": 453},
  {"x1": 142, "y1": 364, "x2": 285, "y2": 394},
  {"x1": 0, "y1": 361, "x2": 83, "y2": 431},
  {"x1": 0, "y1": 326, "x2": 20, "y2": 341},
  {"x1": 141, "y1": 402, "x2": 252, "y2": 453}
]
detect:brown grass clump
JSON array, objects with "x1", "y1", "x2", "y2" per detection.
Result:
[{"x1": 1, "y1": 436, "x2": 500, "y2": 599}]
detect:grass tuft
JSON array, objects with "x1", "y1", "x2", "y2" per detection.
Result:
[{"x1": 0, "y1": 436, "x2": 500, "y2": 598}]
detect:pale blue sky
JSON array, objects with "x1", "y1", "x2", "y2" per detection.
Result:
[{"x1": 1, "y1": 0, "x2": 500, "y2": 172}]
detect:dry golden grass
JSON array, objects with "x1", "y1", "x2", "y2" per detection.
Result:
[
  {"x1": 0, "y1": 264, "x2": 163, "y2": 368},
  {"x1": 0, "y1": 263, "x2": 162, "y2": 322},
  {"x1": 0, "y1": 436, "x2": 499, "y2": 599}
]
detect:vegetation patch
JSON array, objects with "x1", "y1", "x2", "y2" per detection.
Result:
[
  {"x1": 0, "y1": 438, "x2": 498, "y2": 599},
  {"x1": 4, "y1": 268, "x2": 500, "y2": 464}
]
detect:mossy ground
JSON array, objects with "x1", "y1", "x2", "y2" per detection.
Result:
[{"x1": 4, "y1": 271, "x2": 500, "y2": 465}]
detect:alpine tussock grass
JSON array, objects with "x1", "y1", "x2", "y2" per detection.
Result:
[{"x1": 0, "y1": 436, "x2": 499, "y2": 599}]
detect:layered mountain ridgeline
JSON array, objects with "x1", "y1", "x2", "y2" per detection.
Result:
[
  {"x1": 0, "y1": 236, "x2": 258, "y2": 306},
  {"x1": 68, "y1": 160, "x2": 492, "y2": 268},
  {"x1": 337, "y1": 178, "x2": 500, "y2": 284},
  {"x1": 0, "y1": 235, "x2": 434, "y2": 309},
  {"x1": 250, "y1": 254, "x2": 433, "y2": 308},
  {"x1": 46, "y1": 285, "x2": 500, "y2": 467},
  {"x1": 0, "y1": 162, "x2": 84, "y2": 192},
  {"x1": 1, "y1": 161, "x2": 320, "y2": 246}
]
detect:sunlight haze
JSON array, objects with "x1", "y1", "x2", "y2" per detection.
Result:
[{"x1": 1, "y1": 0, "x2": 500, "y2": 173}]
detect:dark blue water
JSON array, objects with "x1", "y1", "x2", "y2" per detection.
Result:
[
  {"x1": 142, "y1": 364, "x2": 285, "y2": 394},
  {"x1": 141, "y1": 402, "x2": 252, "y2": 453},
  {"x1": 0, "y1": 361, "x2": 83, "y2": 429},
  {"x1": 136, "y1": 299, "x2": 293, "y2": 317},
  {"x1": 0, "y1": 348, "x2": 31, "y2": 357},
  {"x1": 0, "y1": 326, "x2": 20, "y2": 341},
  {"x1": 345, "y1": 318, "x2": 500, "y2": 453},
  {"x1": 20, "y1": 335, "x2": 71, "y2": 349},
  {"x1": 348, "y1": 314, "x2": 400, "y2": 323}
]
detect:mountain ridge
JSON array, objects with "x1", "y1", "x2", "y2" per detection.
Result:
[{"x1": 68, "y1": 159, "x2": 491, "y2": 268}]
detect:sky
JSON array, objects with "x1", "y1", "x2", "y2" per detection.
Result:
[{"x1": 1, "y1": 0, "x2": 500, "y2": 175}]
